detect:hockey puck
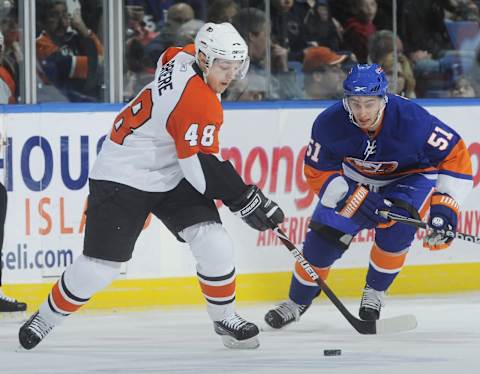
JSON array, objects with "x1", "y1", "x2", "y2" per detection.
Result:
[{"x1": 323, "y1": 349, "x2": 342, "y2": 356}]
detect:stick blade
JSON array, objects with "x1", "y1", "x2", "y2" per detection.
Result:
[{"x1": 375, "y1": 314, "x2": 417, "y2": 334}]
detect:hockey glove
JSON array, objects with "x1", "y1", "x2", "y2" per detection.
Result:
[
  {"x1": 423, "y1": 192, "x2": 459, "y2": 250},
  {"x1": 228, "y1": 185, "x2": 285, "y2": 231},
  {"x1": 336, "y1": 185, "x2": 391, "y2": 229}
]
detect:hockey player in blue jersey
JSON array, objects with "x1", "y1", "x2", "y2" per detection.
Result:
[{"x1": 265, "y1": 64, "x2": 473, "y2": 327}]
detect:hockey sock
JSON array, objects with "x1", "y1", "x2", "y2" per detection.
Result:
[
  {"x1": 39, "y1": 254, "x2": 121, "y2": 326},
  {"x1": 366, "y1": 243, "x2": 408, "y2": 291},
  {"x1": 289, "y1": 262, "x2": 329, "y2": 305},
  {"x1": 180, "y1": 222, "x2": 236, "y2": 321}
]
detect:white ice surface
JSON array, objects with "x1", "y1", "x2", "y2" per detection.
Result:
[{"x1": 0, "y1": 293, "x2": 479, "y2": 374}]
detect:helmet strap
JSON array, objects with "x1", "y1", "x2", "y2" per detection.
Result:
[{"x1": 343, "y1": 96, "x2": 388, "y2": 130}]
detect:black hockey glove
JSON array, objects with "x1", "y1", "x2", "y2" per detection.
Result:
[{"x1": 228, "y1": 185, "x2": 285, "y2": 231}]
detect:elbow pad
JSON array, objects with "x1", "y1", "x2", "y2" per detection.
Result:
[{"x1": 320, "y1": 175, "x2": 350, "y2": 208}]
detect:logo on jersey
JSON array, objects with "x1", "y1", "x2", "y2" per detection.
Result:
[
  {"x1": 363, "y1": 139, "x2": 376, "y2": 159},
  {"x1": 345, "y1": 157, "x2": 398, "y2": 175}
]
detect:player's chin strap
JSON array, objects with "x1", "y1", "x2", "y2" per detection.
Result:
[{"x1": 343, "y1": 95, "x2": 388, "y2": 130}]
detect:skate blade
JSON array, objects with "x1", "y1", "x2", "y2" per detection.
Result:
[{"x1": 220, "y1": 335, "x2": 260, "y2": 349}]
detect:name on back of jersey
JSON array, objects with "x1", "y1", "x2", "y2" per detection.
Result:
[{"x1": 157, "y1": 59, "x2": 175, "y2": 95}]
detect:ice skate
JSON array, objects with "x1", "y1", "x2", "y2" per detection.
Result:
[
  {"x1": 359, "y1": 284, "x2": 385, "y2": 320},
  {"x1": 213, "y1": 314, "x2": 259, "y2": 349},
  {"x1": 0, "y1": 291, "x2": 27, "y2": 312},
  {"x1": 18, "y1": 311, "x2": 54, "y2": 350},
  {"x1": 264, "y1": 300, "x2": 310, "y2": 329}
]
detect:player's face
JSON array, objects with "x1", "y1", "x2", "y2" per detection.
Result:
[
  {"x1": 347, "y1": 96, "x2": 384, "y2": 130},
  {"x1": 206, "y1": 59, "x2": 243, "y2": 94}
]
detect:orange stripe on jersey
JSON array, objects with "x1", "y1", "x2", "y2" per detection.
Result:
[
  {"x1": 0, "y1": 67, "x2": 15, "y2": 96},
  {"x1": 71, "y1": 56, "x2": 88, "y2": 79},
  {"x1": 166, "y1": 75, "x2": 223, "y2": 159},
  {"x1": 161, "y1": 44, "x2": 195, "y2": 65},
  {"x1": 51, "y1": 281, "x2": 82, "y2": 313},
  {"x1": 36, "y1": 33, "x2": 59, "y2": 60},
  {"x1": 438, "y1": 139, "x2": 472, "y2": 177},
  {"x1": 370, "y1": 243, "x2": 407, "y2": 271},
  {"x1": 199, "y1": 279, "x2": 236, "y2": 298},
  {"x1": 89, "y1": 32, "x2": 104, "y2": 55},
  {"x1": 295, "y1": 261, "x2": 330, "y2": 283},
  {"x1": 419, "y1": 188, "x2": 434, "y2": 219},
  {"x1": 304, "y1": 164, "x2": 342, "y2": 195}
]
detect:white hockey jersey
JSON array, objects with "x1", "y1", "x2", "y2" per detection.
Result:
[{"x1": 90, "y1": 44, "x2": 224, "y2": 192}]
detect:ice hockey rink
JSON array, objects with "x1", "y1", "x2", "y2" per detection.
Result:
[{"x1": 0, "y1": 293, "x2": 479, "y2": 374}]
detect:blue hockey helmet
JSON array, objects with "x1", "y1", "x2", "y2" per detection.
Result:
[{"x1": 343, "y1": 64, "x2": 388, "y2": 97}]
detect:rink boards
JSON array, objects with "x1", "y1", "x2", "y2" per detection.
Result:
[{"x1": 0, "y1": 100, "x2": 479, "y2": 310}]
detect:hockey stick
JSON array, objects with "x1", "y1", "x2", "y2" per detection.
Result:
[
  {"x1": 379, "y1": 211, "x2": 480, "y2": 244},
  {"x1": 271, "y1": 225, "x2": 417, "y2": 334}
]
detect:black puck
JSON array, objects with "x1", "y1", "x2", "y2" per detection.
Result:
[{"x1": 323, "y1": 349, "x2": 342, "y2": 356}]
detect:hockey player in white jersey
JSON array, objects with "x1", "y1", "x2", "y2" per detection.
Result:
[{"x1": 19, "y1": 22, "x2": 284, "y2": 350}]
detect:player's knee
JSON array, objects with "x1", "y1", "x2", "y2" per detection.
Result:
[
  {"x1": 304, "y1": 222, "x2": 353, "y2": 265},
  {"x1": 64, "y1": 254, "x2": 122, "y2": 297},
  {"x1": 180, "y1": 222, "x2": 234, "y2": 275},
  {"x1": 309, "y1": 221, "x2": 353, "y2": 250}
]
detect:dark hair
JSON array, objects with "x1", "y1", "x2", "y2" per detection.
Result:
[
  {"x1": 232, "y1": 7, "x2": 266, "y2": 39},
  {"x1": 207, "y1": 0, "x2": 238, "y2": 23},
  {"x1": 38, "y1": 0, "x2": 66, "y2": 21}
]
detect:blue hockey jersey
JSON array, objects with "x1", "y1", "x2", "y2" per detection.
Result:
[{"x1": 304, "y1": 94, "x2": 473, "y2": 204}]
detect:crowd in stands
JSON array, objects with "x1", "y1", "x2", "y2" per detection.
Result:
[{"x1": 2, "y1": 0, "x2": 480, "y2": 103}]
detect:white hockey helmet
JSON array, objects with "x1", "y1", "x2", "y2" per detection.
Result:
[{"x1": 194, "y1": 22, "x2": 249, "y2": 79}]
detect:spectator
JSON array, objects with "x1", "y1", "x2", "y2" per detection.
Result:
[
  {"x1": 174, "y1": 19, "x2": 204, "y2": 46},
  {"x1": 444, "y1": 0, "x2": 480, "y2": 22},
  {"x1": 378, "y1": 52, "x2": 417, "y2": 98},
  {"x1": 373, "y1": 0, "x2": 394, "y2": 30},
  {"x1": 0, "y1": 31, "x2": 15, "y2": 103},
  {"x1": 79, "y1": 0, "x2": 104, "y2": 35},
  {"x1": 36, "y1": 0, "x2": 104, "y2": 102},
  {"x1": 131, "y1": 0, "x2": 175, "y2": 26},
  {"x1": 270, "y1": 0, "x2": 307, "y2": 62},
  {"x1": 343, "y1": 0, "x2": 377, "y2": 63},
  {"x1": 179, "y1": 0, "x2": 208, "y2": 21},
  {"x1": 368, "y1": 29, "x2": 404, "y2": 64},
  {"x1": 399, "y1": 0, "x2": 453, "y2": 60},
  {"x1": 328, "y1": 0, "x2": 354, "y2": 25},
  {"x1": 450, "y1": 75, "x2": 476, "y2": 97},
  {"x1": 225, "y1": 71, "x2": 267, "y2": 101},
  {"x1": 302, "y1": 46, "x2": 347, "y2": 99},
  {"x1": 125, "y1": 0, "x2": 160, "y2": 46},
  {"x1": 123, "y1": 38, "x2": 153, "y2": 102},
  {"x1": 146, "y1": 2, "x2": 196, "y2": 65},
  {"x1": 0, "y1": 1, "x2": 20, "y2": 103},
  {"x1": 231, "y1": 7, "x2": 302, "y2": 100},
  {"x1": 207, "y1": 0, "x2": 239, "y2": 23},
  {"x1": 304, "y1": 0, "x2": 344, "y2": 52}
]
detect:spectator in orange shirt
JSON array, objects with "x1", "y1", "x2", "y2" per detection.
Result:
[
  {"x1": 0, "y1": 31, "x2": 15, "y2": 104},
  {"x1": 36, "y1": 0, "x2": 104, "y2": 102}
]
